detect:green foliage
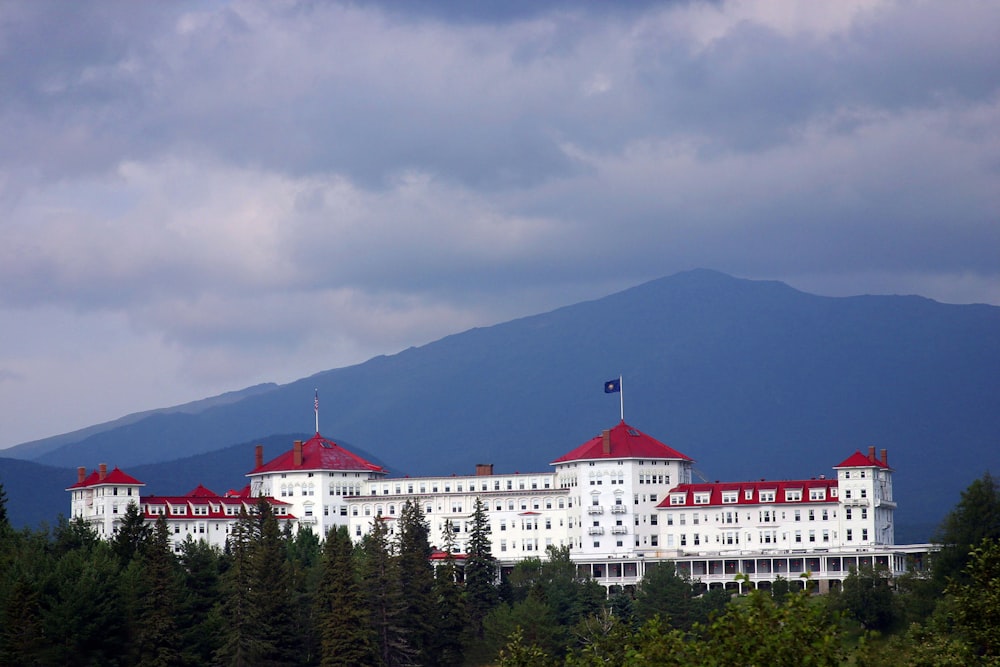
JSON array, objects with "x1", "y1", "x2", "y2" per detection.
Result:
[
  {"x1": 933, "y1": 472, "x2": 1000, "y2": 586},
  {"x1": 464, "y1": 497, "x2": 499, "y2": 634},
  {"x1": 948, "y1": 538, "x2": 1000, "y2": 661},
  {"x1": 396, "y1": 499, "x2": 437, "y2": 664},
  {"x1": 834, "y1": 564, "x2": 897, "y2": 631},
  {"x1": 110, "y1": 501, "x2": 151, "y2": 567},
  {"x1": 131, "y1": 515, "x2": 183, "y2": 667},
  {"x1": 316, "y1": 526, "x2": 376, "y2": 667},
  {"x1": 498, "y1": 626, "x2": 557, "y2": 667},
  {"x1": 361, "y1": 516, "x2": 413, "y2": 666},
  {"x1": 430, "y1": 520, "x2": 466, "y2": 667}
]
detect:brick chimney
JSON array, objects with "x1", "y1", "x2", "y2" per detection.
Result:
[
  {"x1": 99, "y1": 463, "x2": 107, "y2": 481},
  {"x1": 293, "y1": 440, "x2": 303, "y2": 467},
  {"x1": 602, "y1": 430, "x2": 611, "y2": 455},
  {"x1": 867, "y1": 445, "x2": 876, "y2": 462},
  {"x1": 77, "y1": 466, "x2": 86, "y2": 484},
  {"x1": 475, "y1": 463, "x2": 494, "y2": 476},
  {"x1": 880, "y1": 448, "x2": 888, "y2": 467},
  {"x1": 255, "y1": 444, "x2": 264, "y2": 469}
]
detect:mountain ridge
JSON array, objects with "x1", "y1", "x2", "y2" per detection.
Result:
[{"x1": 2, "y1": 269, "x2": 997, "y2": 540}]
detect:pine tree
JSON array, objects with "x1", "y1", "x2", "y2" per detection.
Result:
[
  {"x1": 316, "y1": 526, "x2": 377, "y2": 667},
  {"x1": 396, "y1": 499, "x2": 436, "y2": 664},
  {"x1": 430, "y1": 520, "x2": 467, "y2": 667},
  {"x1": 215, "y1": 505, "x2": 263, "y2": 666},
  {"x1": 934, "y1": 472, "x2": 1000, "y2": 585},
  {"x1": 464, "y1": 497, "x2": 498, "y2": 637},
  {"x1": 0, "y1": 481, "x2": 10, "y2": 537},
  {"x1": 111, "y1": 501, "x2": 152, "y2": 567},
  {"x1": 361, "y1": 516, "x2": 413, "y2": 666},
  {"x1": 247, "y1": 499, "x2": 299, "y2": 666},
  {"x1": 178, "y1": 537, "x2": 225, "y2": 666},
  {"x1": 132, "y1": 514, "x2": 183, "y2": 666}
]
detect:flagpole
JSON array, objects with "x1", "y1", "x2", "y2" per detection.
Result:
[
  {"x1": 619, "y1": 375, "x2": 624, "y2": 422},
  {"x1": 314, "y1": 389, "x2": 320, "y2": 434}
]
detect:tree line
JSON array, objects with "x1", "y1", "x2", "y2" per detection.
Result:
[{"x1": 1, "y1": 474, "x2": 999, "y2": 666}]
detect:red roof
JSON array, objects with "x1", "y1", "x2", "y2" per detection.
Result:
[
  {"x1": 66, "y1": 466, "x2": 145, "y2": 490},
  {"x1": 551, "y1": 421, "x2": 692, "y2": 464},
  {"x1": 249, "y1": 432, "x2": 387, "y2": 475},
  {"x1": 140, "y1": 493, "x2": 292, "y2": 520},
  {"x1": 657, "y1": 478, "x2": 838, "y2": 509},
  {"x1": 835, "y1": 450, "x2": 892, "y2": 470}
]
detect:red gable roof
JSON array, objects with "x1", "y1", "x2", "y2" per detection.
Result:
[
  {"x1": 249, "y1": 432, "x2": 386, "y2": 475},
  {"x1": 551, "y1": 421, "x2": 692, "y2": 464},
  {"x1": 66, "y1": 466, "x2": 145, "y2": 490},
  {"x1": 835, "y1": 450, "x2": 892, "y2": 470},
  {"x1": 657, "y1": 478, "x2": 838, "y2": 509},
  {"x1": 185, "y1": 484, "x2": 220, "y2": 498}
]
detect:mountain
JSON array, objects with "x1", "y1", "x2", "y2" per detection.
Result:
[{"x1": 3, "y1": 269, "x2": 999, "y2": 540}]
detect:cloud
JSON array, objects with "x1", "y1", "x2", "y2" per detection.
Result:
[{"x1": 1, "y1": 0, "x2": 998, "y2": 446}]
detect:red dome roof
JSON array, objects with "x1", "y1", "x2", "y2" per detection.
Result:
[{"x1": 551, "y1": 421, "x2": 692, "y2": 464}]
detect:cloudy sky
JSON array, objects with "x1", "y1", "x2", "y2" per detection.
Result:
[{"x1": 1, "y1": 0, "x2": 998, "y2": 448}]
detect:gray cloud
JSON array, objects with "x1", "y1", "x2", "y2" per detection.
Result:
[{"x1": 1, "y1": 0, "x2": 998, "y2": 446}]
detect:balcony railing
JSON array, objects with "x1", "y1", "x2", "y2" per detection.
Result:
[
  {"x1": 588, "y1": 506, "x2": 604, "y2": 515},
  {"x1": 587, "y1": 527, "x2": 605, "y2": 535},
  {"x1": 611, "y1": 526, "x2": 629, "y2": 535},
  {"x1": 610, "y1": 505, "x2": 627, "y2": 514}
]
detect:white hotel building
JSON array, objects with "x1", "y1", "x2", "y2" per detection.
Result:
[{"x1": 68, "y1": 421, "x2": 930, "y2": 593}]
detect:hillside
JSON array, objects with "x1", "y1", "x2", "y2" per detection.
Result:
[{"x1": 3, "y1": 269, "x2": 999, "y2": 539}]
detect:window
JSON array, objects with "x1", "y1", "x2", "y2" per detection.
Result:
[
  {"x1": 862, "y1": 528, "x2": 868, "y2": 540},
  {"x1": 861, "y1": 508, "x2": 868, "y2": 520},
  {"x1": 785, "y1": 489, "x2": 802, "y2": 502},
  {"x1": 671, "y1": 494, "x2": 685, "y2": 505},
  {"x1": 650, "y1": 535, "x2": 658, "y2": 546},
  {"x1": 759, "y1": 490, "x2": 776, "y2": 503},
  {"x1": 845, "y1": 508, "x2": 852, "y2": 520},
  {"x1": 694, "y1": 493, "x2": 710, "y2": 505},
  {"x1": 650, "y1": 514, "x2": 658, "y2": 525},
  {"x1": 722, "y1": 491, "x2": 738, "y2": 504},
  {"x1": 794, "y1": 510, "x2": 801, "y2": 522},
  {"x1": 846, "y1": 529, "x2": 853, "y2": 541}
]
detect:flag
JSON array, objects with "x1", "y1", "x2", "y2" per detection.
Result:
[
  {"x1": 604, "y1": 378, "x2": 621, "y2": 394},
  {"x1": 314, "y1": 389, "x2": 319, "y2": 413}
]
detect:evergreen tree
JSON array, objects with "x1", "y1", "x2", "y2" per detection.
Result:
[
  {"x1": 634, "y1": 561, "x2": 697, "y2": 629},
  {"x1": 396, "y1": 499, "x2": 437, "y2": 664},
  {"x1": 430, "y1": 520, "x2": 466, "y2": 667},
  {"x1": 464, "y1": 497, "x2": 498, "y2": 636},
  {"x1": 933, "y1": 472, "x2": 1000, "y2": 585},
  {"x1": 132, "y1": 514, "x2": 183, "y2": 666},
  {"x1": 110, "y1": 501, "x2": 151, "y2": 567},
  {"x1": 361, "y1": 516, "x2": 412, "y2": 666},
  {"x1": 0, "y1": 575, "x2": 45, "y2": 665},
  {"x1": 834, "y1": 564, "x2": 897, "y2": 631},
  {"x1": 0, "y1": 481, "x2": 10, "y2": 537},
  {"x1": 288, "y1": 525, "x2": 323, "y2": 665},
  {"x1": 178, "y1": 537, "x2": 225, "y2": 666},
  {"x1": 215, "y1": 505, "x2": 263, "y2": 666},
  {"x1": 39, "y1": 542, "x2": 126, "y2": 665},
  {"x1": 247, "y1": 499, "x2": 299, "y2": 665},
  {"x1": 947, "y1": 538, "x2": 1000, "y2": 661},
  {"x1": 316, "y1": 526, "x2": 377, "y2": 667}
]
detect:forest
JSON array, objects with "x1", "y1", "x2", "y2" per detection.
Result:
[{"x1": 0, "y1": 474, "x2": 998, "y2": 666}]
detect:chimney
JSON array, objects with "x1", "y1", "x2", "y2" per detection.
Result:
[
  {"x1": 880, "y1": 448, "x2": 888, "y2": 467},
  {"x1": 99, "y1": 463, "x2": 107, "y2": 481},
  {"x1": 255, "y1": 444, "x2": 264, "y2": 469},
  {"x1": 77, "y1": 466, "x2": 86, "y2": 484},
  {"x1": 867, "y1": 445, "x2": 876, "y2": 462},
  {"x1": 602, "y1": 430, "x2": 611, "y2": 455},
  {"x1": 293, "y1": 440, "x2": 303, "y2": 467},
  {"x1": 475, "y1": 463, "x2": 494, "y2": 476}
]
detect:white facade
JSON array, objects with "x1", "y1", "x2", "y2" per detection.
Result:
[
  {"x1": 67, "y1": 464, "x2": 144, "y2": 538},
  {"x1": 69, "y1": 423, "x2": 930, "y2": 592}
]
